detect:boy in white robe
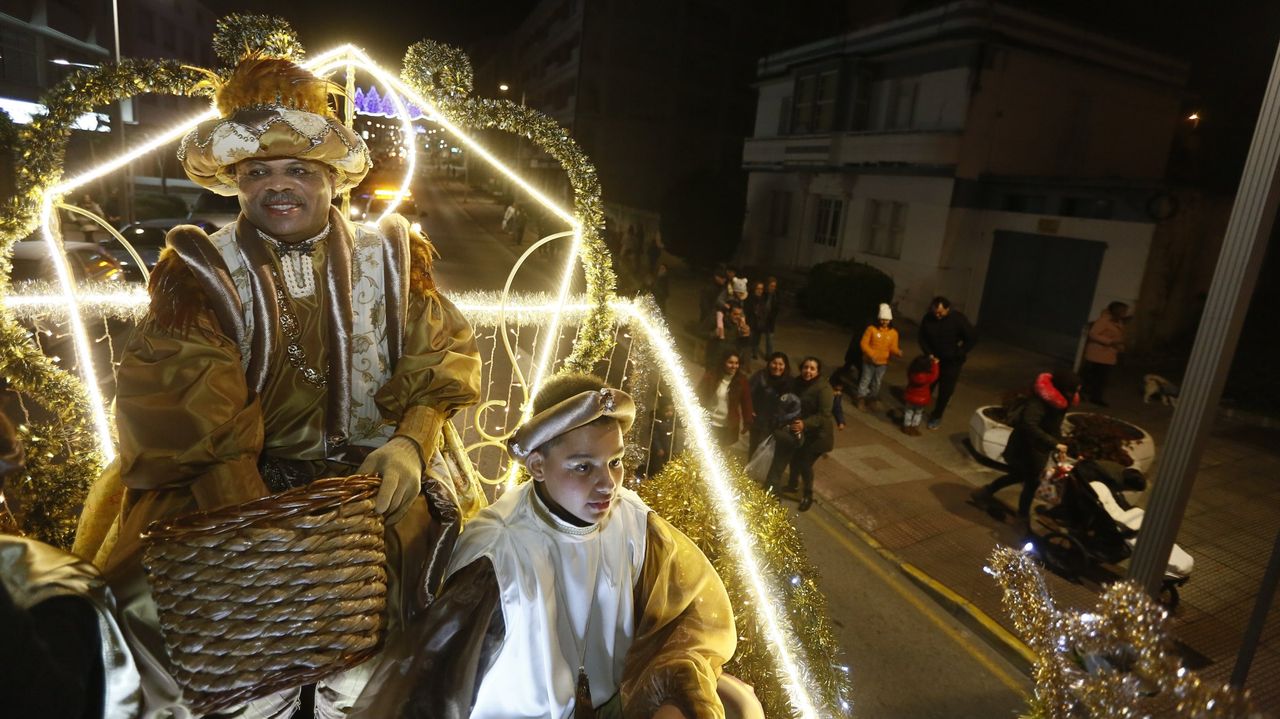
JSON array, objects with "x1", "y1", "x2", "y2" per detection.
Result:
[{"x1": 357, "y1": 373, "x2": 761, "y2": 718}]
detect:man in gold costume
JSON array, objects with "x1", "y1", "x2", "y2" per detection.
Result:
[{"x1": 75, "y1": 56, "x2": 482, "y2": 718}]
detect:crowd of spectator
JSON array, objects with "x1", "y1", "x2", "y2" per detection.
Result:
[
  {"x1": 682, "y1": 263, "x2": 984, "y2": 510},
  {"x1": 626, "y1": 260, "x2": 1140, "y2": 560}
]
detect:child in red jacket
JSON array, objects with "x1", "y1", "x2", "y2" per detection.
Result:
[{"x1": 903, "y1": 355, "x2": 939, "y2": 436}]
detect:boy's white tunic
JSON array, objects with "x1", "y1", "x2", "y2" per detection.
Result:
[
  {"x1": 450, "y1": 480, "x2": 649, "y2": 717},
  {"x1": 354, "y1": 477, "x2": 736, "y2": 718}
]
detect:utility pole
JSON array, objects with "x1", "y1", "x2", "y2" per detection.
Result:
[
  {"x1": 111, "y1": 0, "x2": 132, "y2": 223},
  {"x1": 1127, "y1": 38, "x2": 1280, "y2": 606}
]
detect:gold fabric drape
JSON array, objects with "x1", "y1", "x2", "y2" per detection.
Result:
[{"x1": 622, "y1": 513, "x2": 735, "y2": 719}]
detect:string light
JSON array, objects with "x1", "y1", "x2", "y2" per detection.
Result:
[{"x1": 620, "y1": 299, "x2": 824, "y2": 719}]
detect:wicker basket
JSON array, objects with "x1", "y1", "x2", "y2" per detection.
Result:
[{"x1": 141, "y1": 475, "x2": 387, "y2": 716}]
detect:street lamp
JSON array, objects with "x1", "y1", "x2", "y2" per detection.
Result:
[{"x1": 498, "y1": 82, "x2": 510, "y2": 93}]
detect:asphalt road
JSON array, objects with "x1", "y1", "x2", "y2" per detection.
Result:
[
  {"x1": 421, "y1": 176, "x2": 1032, "y2": 717},
  {"x1": 794, "y1": 502, "x2": 1029, "y2": 718},
  {"x1": 410, "y1": 171, "x2": 564, "y2": 296}
]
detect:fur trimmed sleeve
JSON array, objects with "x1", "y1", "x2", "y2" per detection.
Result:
[{"x1": 147, "y1": 248, "x2": 215, "y2": 336}]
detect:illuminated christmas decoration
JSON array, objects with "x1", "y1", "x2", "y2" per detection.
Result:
[
  {"x1": 987, "y1": 546, "x2": 1256, "y2": 718},
  {"x1": 0, "y1": 15, "x2": 850, "y2": 716},
  {"x1": 353, "y1": 85, "x2": 427, "y2": 119}
]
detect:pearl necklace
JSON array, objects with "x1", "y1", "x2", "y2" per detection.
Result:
[
  {"x1": 255, "y1": 224, "x2": 331, "y2": 388},
  {"x1": 256, "y1": 224, "x2": 331, "y2": 300}
]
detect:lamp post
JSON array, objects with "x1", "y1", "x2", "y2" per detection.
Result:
[
  {"x1": 110, "y1": 0, "x2": 132, "y2": 224},
  {"x1": 497, "y1": 82, "x2": 527, "y2": 197}
]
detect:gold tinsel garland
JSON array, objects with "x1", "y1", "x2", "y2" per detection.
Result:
[
  {"x1": 212, "y1": 14, "x2": 305, "y2": 66},
  {"x1": 637, "y1": 452, "x2": 854, "y2": 718},
  {"x1": 986, "y1": 546, "x2": 1260, "y2": 719},
  {"x1": 400, "y1": 40, "x2": 617, "y2": 374},
  {"x1": 0, "y1": 58, "x2": 210, "y2": 546},
  {"x1": 616, "y1": 299, "x2": 659, "y2": 473}
]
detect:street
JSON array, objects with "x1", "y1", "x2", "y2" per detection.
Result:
[
  {"x1": 410, "y1": 172, "x2": 564, "y2": 296},
  {"x1": 795, "y1": 503, "x2": 1029, "y2": 717},
  {"x1": 421, "y1": 175, "x2": 1031, "y2": 717}
]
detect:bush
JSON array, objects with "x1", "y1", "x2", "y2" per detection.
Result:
[
  {"x1": 133, "y1": 193, "x2": 188, "y2": 220},
  {"x1": 797, "y1": 260, "x2": 894, "y2": 328}
]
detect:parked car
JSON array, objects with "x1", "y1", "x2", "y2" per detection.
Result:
[
  {"x1": 104, "y1": 218, "x2": 217, "y2": 282},
  {"x1": 8, "y1": 239, "x2": 132, "y2": 384},
  {"x1": 348, "y1": 187, "x2": 422, "y2": 222},
  {"x1": 10, "y1": 239, "x2": 127, "y2": 286},
  {"x1": 188, "y1": 191, "x2": 241, "y2": 228}
]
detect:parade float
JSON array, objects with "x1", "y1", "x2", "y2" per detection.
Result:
[{"x1": 0, "y1": 14, "x2": 1257, "y2": 719}]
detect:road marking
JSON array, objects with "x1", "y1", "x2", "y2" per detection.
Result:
[{"x1": 807, "y1": 508, "x2": 1031, "y2": 695}]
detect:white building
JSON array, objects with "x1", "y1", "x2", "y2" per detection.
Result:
[{"x1": 739, "y1": 1, "x2": 1187, "y2": 359}]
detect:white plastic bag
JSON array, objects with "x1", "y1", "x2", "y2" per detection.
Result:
[{"x1": 745, "y1": 435, "x2": 775, "y2": 483}]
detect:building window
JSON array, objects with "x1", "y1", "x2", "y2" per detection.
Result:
[
  {"x1": 1002, "y1": 193, "x2": 1047, "y2": 214},
  {"x1": 862, "y1": 200, "x2": 906, "y2": 258},
  {"x1": 768, "y1": 191, "x2": 791, "y2": 236},
  {"x1": 791, "y1": 70, "x2": 838, "y2": 134},
  {"x1": 1060, "y1": 196, "x2": 1115, "y2": 219},
  {"x1": 813, "y1": 198, "x2": 843, "y2": 247},
  {"x1": 886, "y1": 77, "x2": 918, "y2": 130},
  {"x1": 848, "y1": 71, "x2": 872, "y2": 131},
  {"x1": 0, "y1": 29, "x2": 38, "y2": 85},
  {"x1": 777, "y1": 95, "x2": 791, "y2": 135}
]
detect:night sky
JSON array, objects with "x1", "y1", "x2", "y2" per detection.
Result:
[{"x1": 205, "y1": 0, "x2": 539, "y2": 62}]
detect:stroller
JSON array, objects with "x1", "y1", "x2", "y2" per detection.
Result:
[{"x1": 1034, "y1": 458, "x2": 1194, "y2": 608}]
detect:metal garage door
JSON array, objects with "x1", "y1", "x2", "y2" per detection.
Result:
[{"x1": 978, "y1": 231, "x2": 1105, "y2": 360}]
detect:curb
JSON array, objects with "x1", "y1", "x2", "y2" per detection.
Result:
[{"x1": 816, "y1": 498, "x2": 1037, "y2": 673}]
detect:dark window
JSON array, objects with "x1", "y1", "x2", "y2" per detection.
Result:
[
  {"x1": 777, "y1": 95, "x2": 791, "y2": 135},
  {"x1": 768, "y1": 191, "x2": 791, "y2": 236},
  {"x1": 1002, "y1": 194, "x2": 1047, "y2": 214},
  {"x1": 0, "y1": 29, "x2": 38, "y2": 85},
  {"x1": 862, "y1": 199, "x2": 906, "y2": 258},
  {"x1": 848, "y1": 70, "x2": 872, "y2": 131},
  {"x1": 1060, "y1": 196, "x2": 1115, "y2": 219},
  {"x1": 813, "y1": 198, "x2": 843, "y2": 247},
  {"x1": 886, "y1": 77, "x2": 918, "y2": 130},
  {"x1": 791, "y1": 70, "x2": 838, "y2": 134}
]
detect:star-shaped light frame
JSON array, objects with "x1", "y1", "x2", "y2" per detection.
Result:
[{"x1": 9, "y1": 43, "x2": 833, "y2": 718}]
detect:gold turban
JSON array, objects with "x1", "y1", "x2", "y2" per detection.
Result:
[
  {"x1": 178, "y1": 57, "x2": 371, "y2": 196},
  {"x1": 507, "y1": 388, "x2": 636, "y2": 462}
]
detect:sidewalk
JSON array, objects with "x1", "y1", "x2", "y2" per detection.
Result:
[{"x1": 665, "y1": 267, "x2": 1280, "y2": 711}]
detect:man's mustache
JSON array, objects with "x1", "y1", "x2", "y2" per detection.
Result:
[{"x1": 262, "y1": 192, "x2": 305, "y2": 205}]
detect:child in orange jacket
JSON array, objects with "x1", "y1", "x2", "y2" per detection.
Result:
[{"x1": 854, "y1": 303, "x2": 903, "y2": 411}]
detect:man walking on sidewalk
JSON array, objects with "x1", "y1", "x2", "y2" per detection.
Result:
[{"x1": 919, "y1": 296, "x2": 977, "y2": 430}]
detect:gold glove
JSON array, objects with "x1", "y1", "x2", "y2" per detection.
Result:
[{"x1": 358, "y1": 436, "x2": 423, "y2": 525}]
